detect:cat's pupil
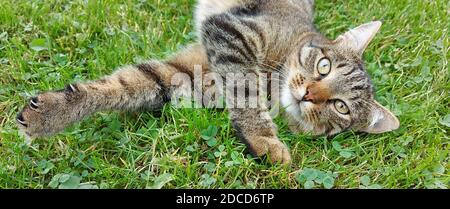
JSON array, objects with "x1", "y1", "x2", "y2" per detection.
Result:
[{"x1": 334, "y1": 100, "x2": 349, "y2": 114}]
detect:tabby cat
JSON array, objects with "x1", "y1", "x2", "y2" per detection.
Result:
[{"x1": 16, "y1": 0, "x2": 400, "y2": 165}]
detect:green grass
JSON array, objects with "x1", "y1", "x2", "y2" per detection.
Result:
[{"x1": 0, "y1": 0, "x2": 448, "y2": 189}]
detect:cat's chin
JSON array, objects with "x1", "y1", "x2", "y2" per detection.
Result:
[
  {"x1": 281, "y1": 87, "x2": 315, "y2": 133},
  {"x1": 281, "y1": 87, "x2": 301, "y2": 117},
  {"x1": 281, "y1": 91, "x2": 331, "y2": 136}
]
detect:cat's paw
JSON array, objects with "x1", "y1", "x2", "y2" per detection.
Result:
[
  {"x1": 249, "y1": 136, "x2": 292, "y2": 165},
  {"x1": 16, "y1": 84, "x2": 85, "y2": 139}
]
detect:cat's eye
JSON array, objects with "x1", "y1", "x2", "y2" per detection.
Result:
[
  {"x1": 317, "y1": 58, "x2": 331, "y2": 76},
  {"x1": 334, "y1": 100, "x2": 349, "y2": 115}
]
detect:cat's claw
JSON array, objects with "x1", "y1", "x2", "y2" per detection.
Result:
[
  {"x1": 16, "y1": 95, "x2": 51, "y2": 139},
  {"x1": 16, "y1": 88, "x2": 82, "y2": 139}
]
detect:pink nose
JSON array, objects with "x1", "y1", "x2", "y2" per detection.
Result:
[{"x1": 303, "y1": 82, "x2": 330, "y2": 104}]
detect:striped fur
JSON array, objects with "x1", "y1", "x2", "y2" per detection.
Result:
[
  {"x1": 17, "y1": 0, "x2": 399, "y2": 165},
  {"x1": 16, "y1": 43, "x2": 208, "y2": 138}
]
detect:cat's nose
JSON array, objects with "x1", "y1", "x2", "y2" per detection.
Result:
[
  {"x1": 303, "y1": 89, "x2": 312, "y2": 101},
  {"x1": 304, "y1": 83, "x2": 330, "y2": 104}
]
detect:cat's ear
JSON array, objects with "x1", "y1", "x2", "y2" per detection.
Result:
[
  {"x1": 334, "y1": 21, "x2": 382, "y2": 55},
  {"x1": 361, "y1": 101, "x2": 400, "y2": 134}
]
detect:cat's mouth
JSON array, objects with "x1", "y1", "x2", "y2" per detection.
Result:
[
  {"x1": 298, "y1": 93, "x2": 312, "y2": 103},
  {"x1": 289, "y1": 85, "x2": 307, "y2": 102},
  {"x1": 286, "y1": 73, "x2": 310, "y2": 102}
]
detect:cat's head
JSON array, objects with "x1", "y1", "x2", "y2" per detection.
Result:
[{"x1": 282, "y1": 21, "x2": 399, "y2": 136}]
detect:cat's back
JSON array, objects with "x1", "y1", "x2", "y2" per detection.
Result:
[{"x1": 195, "y1": 0, "x2": 315, "y2": 34}]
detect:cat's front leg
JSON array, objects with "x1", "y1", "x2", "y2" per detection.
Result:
[
  {"x1": 201, "y1": 14, "x2": 292, "y2": 164},
  {"x1": 16, "y1": 63, "x2": 171, "y2": 139},
  {"x1": 16, "y1": 44, "x2": 208, "y2": 139},
  {"x1": 230, "y1": 108, "x2": 292, "y2": 165}
]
